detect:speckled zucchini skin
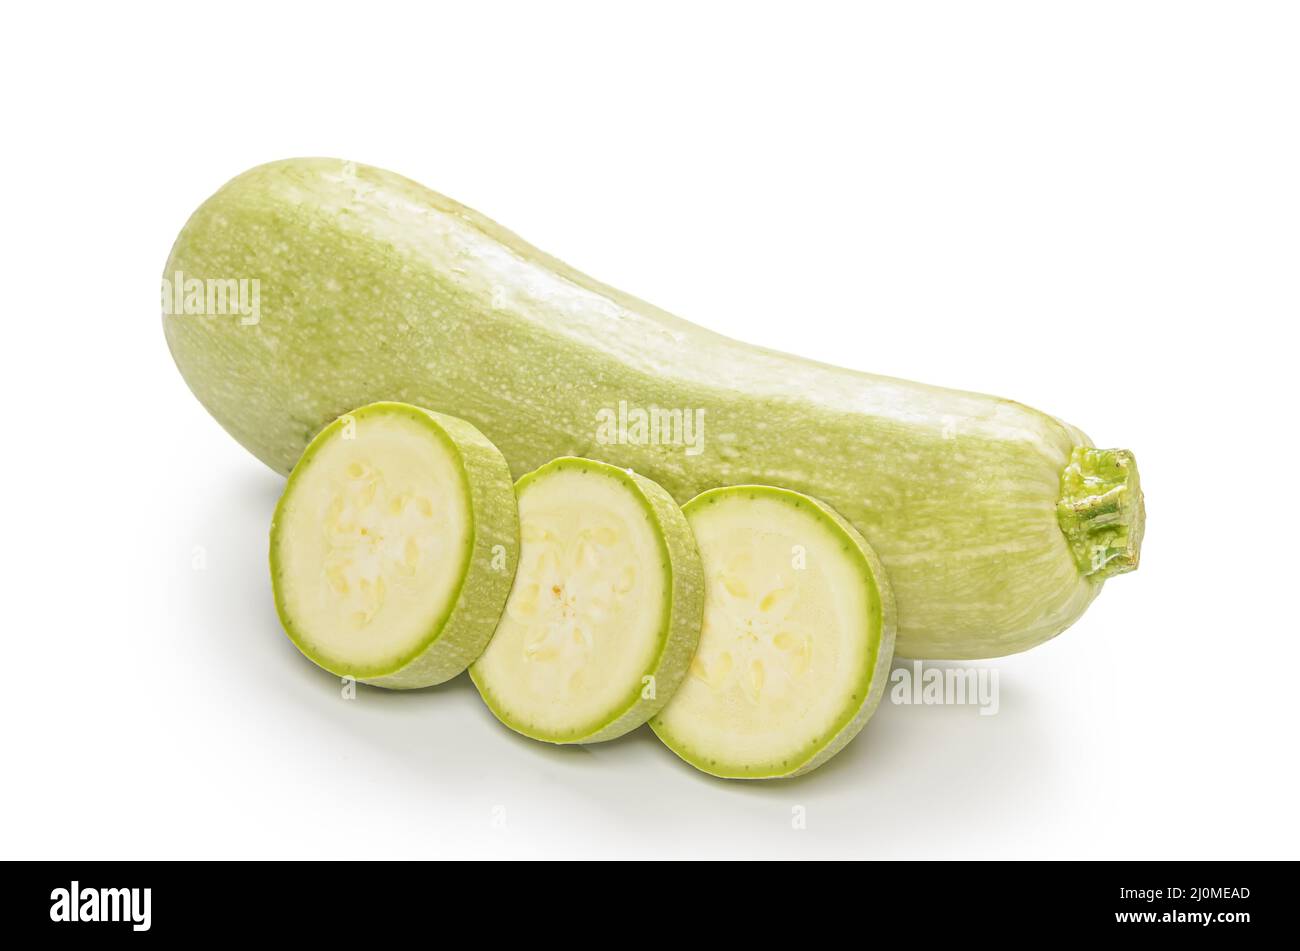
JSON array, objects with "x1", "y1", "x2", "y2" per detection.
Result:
[{"x1": 167, "y1": 159, "x2": 1143, "y2": 659}]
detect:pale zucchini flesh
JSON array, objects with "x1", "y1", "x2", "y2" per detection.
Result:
[
  {"x1": 652, "y1": 486, "x2": 896, "y2": 779},
  {"x1": 167, "y1": 158, "x2": 1145, "y2": 660},
  {"x1": 470, "y1": 457, "x2": 703, "y2": 743},
  {"x1": 270, "y1": 402, "x2": 518, "y2": 688}
]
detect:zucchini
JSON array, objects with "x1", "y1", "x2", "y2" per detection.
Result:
[
  {"x1": 470, "y1": 457, "x2": 703, "y2": 743},
  {"x1": 651, "y1": 486, "x2": 895, "y2": 779},
  {"x1": 270, "y1": 401, "x2": 518, "y2": 687},
  {"x1": 165, "y1": 158, "x2": 1144, "y2": 659}
]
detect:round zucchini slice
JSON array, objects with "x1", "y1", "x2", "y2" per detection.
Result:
[
  {"x1": 270, "y1": 402, "x2": 519, "y2": 688},
  {"x1": 470, "y1": 457, "x2": 704, "y2": 743},
  {"x1": 651, "y1": 485, "x2": 896, "y2": 779}
]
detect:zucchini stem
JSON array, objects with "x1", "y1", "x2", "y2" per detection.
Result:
[{"x1": 1057, "y1": 447, "x2": 1145, "y2": 581}]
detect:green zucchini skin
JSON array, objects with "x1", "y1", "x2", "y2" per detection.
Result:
[{"x1": 164, "y1": 158, "x2": 1144, "y2": 659}]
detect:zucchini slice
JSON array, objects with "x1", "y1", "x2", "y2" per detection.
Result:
[
  {"x1": 270, "y1": 402, "x2": 518, "y2": 688},
  {"x1": 470, "y1": 457, "x2": 703, "y2": 743},
  {"x1": 651, "y1": 486, "x2": 895, "y2": 779}
]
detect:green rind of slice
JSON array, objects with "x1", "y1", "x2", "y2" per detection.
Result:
[
  {"x1": 470, "y1": 457, "x2": 704, "y2": 743},
  {"x1": 270, "y1": 401, "x2": 519, "y2": 688},
  {"x1": 651, "y1": 485, "x2": 897, "y2": 780}
]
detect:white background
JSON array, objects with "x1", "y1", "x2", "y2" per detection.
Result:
[{"x1": 3, "y1": 1, "x2": 1297, "y2": 859}]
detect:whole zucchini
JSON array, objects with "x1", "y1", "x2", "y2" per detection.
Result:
[{"x1": 163, "y1": 158, "x2": 1143, "y2": 659}]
